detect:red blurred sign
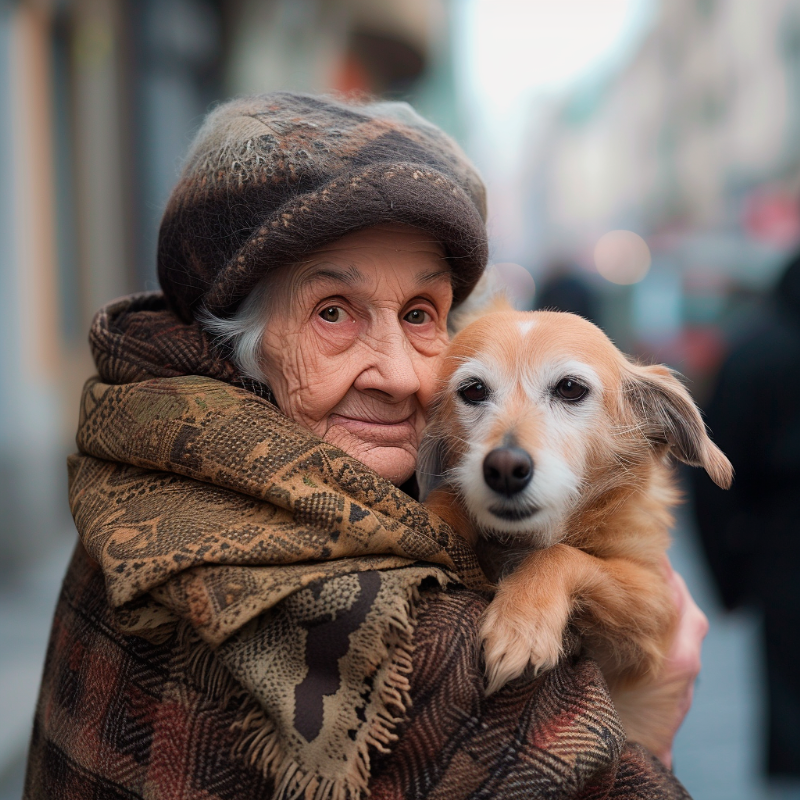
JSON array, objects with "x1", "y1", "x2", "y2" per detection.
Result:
[{"x1": 743, "y1": 188, "x2": 800, "y2": 247}]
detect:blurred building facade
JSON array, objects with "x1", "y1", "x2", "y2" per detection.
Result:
[
  {"x1": 0, "y1": 0, "x2": 456, "y2": 578},
  {"x1": 523, "y1": 0, "x2": 800, "y2": 376}
]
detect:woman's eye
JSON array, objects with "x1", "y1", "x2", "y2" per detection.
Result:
[
  {"x1": 319, "y1": 305, "x2": 350, "y2": 323},
  {"x1": 458, "y1": 380, "x2": 490, "y2": 404},
  {"x1": 555, "y1": 378, "x2": 588, "y2": 402},
  {"x1": 404, "y1": 308, "x2": 431, "y2": 325}
]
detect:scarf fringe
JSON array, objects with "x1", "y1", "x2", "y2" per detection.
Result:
[
  {"x1": 225, "y1": 576, "x2": 443, "y2": 800},
  {"x1": 172, "y1": 622, "x2": 246, "y2": 702}
]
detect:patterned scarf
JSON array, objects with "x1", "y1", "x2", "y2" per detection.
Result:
[{"x1": 68, "y1": 293, "x2": 488, "y2": 800}]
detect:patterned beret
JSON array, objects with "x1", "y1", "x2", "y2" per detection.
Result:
[{"x1": 157, "y1": 92, "x2": 489, "y2": 322}]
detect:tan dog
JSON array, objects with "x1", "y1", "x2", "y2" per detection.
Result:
[{"x1": 419, "y1": 305, "x2": 732, "y2": 751}]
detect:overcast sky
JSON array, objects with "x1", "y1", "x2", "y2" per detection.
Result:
[{"x1": 452, "y1": 0, "x2": 658, "y2": 260}]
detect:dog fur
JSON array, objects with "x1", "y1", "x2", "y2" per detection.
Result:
[{"x1": 419, "y1": 304, "x2": 732, "y2": 752}]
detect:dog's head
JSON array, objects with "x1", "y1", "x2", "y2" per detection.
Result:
[{"x1": 419, "y1": 307, "x2": 732, "y2": 547}]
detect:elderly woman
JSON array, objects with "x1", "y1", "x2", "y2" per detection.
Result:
[{"x1": 25, "y1": 93, "x2": 703, "y2": 800}]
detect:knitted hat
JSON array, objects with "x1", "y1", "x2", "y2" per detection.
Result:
[{"x1": 157, "y1": 92, "x2": 488, "y2": 322}]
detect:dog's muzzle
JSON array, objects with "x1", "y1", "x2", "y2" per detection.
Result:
[{"x1": 483, "y1": 447, "x2": 534, "y2": 497}]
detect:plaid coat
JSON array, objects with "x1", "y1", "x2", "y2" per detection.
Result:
[{"x1": 25, "y1": 544, "x2": 688, "y2": 800}]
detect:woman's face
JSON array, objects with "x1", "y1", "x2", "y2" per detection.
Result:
[{"x1": 260, "y1": 225, "x2": 453, "y2": 485}]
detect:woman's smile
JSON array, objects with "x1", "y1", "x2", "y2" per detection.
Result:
[{"x1": 328, "y1": 413, "x2": 418, "y2": 444}]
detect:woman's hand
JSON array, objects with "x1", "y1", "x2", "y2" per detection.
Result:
[
  {"x1": 611, "y1": 559, "x2": 709, "y2": 768},
  {"x1": 659, "y1": 563, "x2": 709, "y2": 763}
]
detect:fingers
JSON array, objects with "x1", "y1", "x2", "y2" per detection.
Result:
[{"x1": 664, "y1": 567, "x2": 708, "y2": 677}]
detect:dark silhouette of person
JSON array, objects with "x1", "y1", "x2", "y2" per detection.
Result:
[
  {"x1": 692, "y1": 253, "x2": 800, "y2": 779},
  {"x1": 535, "y1": 270, "x2": 599, "y2": 324}
]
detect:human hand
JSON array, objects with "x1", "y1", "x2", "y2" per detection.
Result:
[{"x1": 610, "y1": 559, "x2": 709, "y2": 768}]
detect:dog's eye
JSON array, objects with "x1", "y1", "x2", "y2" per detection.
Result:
[
  {"x1": 458, "y1": 380, "x2": 490, "y2": 404},
  {"x1": 555, "y1": 378, "x2": 588, "y2": 402}
]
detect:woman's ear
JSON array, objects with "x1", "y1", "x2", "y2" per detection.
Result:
[{"x1": 624, "y1": 363, "x2": 733, "y2": 489}]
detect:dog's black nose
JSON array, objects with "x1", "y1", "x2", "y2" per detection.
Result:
[{"x1": 483, "y1": 447, "x2": 533, "y2": 497}]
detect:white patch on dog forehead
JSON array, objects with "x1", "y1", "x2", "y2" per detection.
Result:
[{"x1": 517, "y1": 319, "x2": 537, "y2": 336}]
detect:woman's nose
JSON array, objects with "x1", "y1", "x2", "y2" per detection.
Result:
[{"x1": 354, "y1": 329, "x2": 422, "y2": 401}]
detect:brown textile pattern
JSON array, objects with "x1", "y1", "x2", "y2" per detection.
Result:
[
  {"x1": 157, "y1": 93, "x2": 489, "y2": 321},
  {"x1": 25, "y1": 549, "x2": 690, "y2": 800},
  {"x1": 89, "y1": 292, "x2": 238, "y2": 384},
  {"x1": 369, "y1": 591, "x2": 691, "y2": 800},
  {"x1": 88, "y1": 292, "x2": 272, "y2": 399},
  {"x1": 69, "y1": 373, "x2": 486, "y2": 631},
  {"x1": 25, "y1": 545, "x2": 278, "y2": 800}
]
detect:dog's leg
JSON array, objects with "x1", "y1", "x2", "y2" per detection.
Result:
[
  {"x1": 573, "y1": 556, "x2": 675, "y2": 684},
  {"x1": 481, "y1": 544, "x2": 582, "y2": 693},
  {"x1": 480, "y1": 544, "x2": 674, "y2": 694}
]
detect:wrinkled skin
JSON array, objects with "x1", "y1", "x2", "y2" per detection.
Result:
[{"x1": 260, "y1": 225, "x2": 452, "y2": 485}]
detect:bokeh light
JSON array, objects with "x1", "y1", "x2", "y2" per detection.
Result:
[
  {"x1": 489, "y1": 262, "x2": 536, "y2": 309},
  {"x1": 593, "y1": 229, "x2": 651, "y2": 285}
]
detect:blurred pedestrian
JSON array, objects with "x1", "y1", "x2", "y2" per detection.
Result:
[
  {"x1": 692, "y1": 252, "x2": 800, "y2": 782},
  {"x1": 535, "y1": 266, "x2": 600, "y2": 323}
]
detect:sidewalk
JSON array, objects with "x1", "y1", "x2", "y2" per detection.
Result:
[{"x1": 670, "y1": 507, "x2": 799, "y2": 800}]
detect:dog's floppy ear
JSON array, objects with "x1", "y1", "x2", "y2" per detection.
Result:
[
  {"x1": 416, "y1": 430, "x2": 448, "y2": 500},
  {"x1": 624, "y1": 363, "x2": 733, "y2": 489}
]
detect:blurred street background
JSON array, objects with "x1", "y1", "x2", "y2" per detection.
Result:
[{"x1": 1, "y1": 0, "x2": 799, "y2": 797}]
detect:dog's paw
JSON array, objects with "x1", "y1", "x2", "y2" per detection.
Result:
[{"x1": 479, "y1": 594, "x2": 566, "y2": 695}]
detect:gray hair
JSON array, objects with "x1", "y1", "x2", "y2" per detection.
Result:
[{"x1": 197, "y1": 276, "x2": 273, "y2": 384}]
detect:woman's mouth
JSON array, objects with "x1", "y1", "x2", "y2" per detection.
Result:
[{"x1": 328, "y1": 414, "x2": 417, "y2": 444}]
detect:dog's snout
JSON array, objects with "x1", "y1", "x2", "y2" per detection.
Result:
[{"x1": 483, "y1": 447, "x2": 533, "y2": 497}]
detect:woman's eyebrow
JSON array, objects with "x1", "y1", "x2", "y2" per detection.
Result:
[{"x1": 415, "y1": 268, "x2": 451, "y2": 285}]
